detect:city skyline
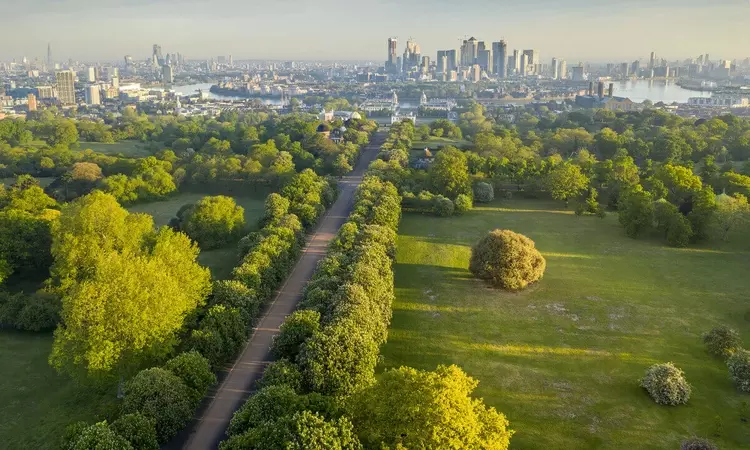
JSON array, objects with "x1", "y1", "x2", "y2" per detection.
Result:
[{"x1": 3, "y1": 0, "x2": 749, "y2": 63}]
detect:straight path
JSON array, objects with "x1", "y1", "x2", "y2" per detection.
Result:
[{"x1": 182, "y1": 131, "x2": 386, "y2": 450}]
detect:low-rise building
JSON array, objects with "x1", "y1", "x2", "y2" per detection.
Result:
[{"x1": 688, "y1": 95, "x2": 749, "y2": 108}]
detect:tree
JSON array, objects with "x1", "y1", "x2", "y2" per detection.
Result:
[
  {"x1": 164, "y1": 351, "x2": 216, "y2": 404},
  {"x1": 727, "y1": 349, "x2": 750, "y2": 393},
  {"x1": 703, "y1": 326, "x2": 742, "y2": 359},
  {"x1": 653, "y1": 164, "x2": 703, "y2": 205},
  {"x1": 618, "y1": 187, "x2": 655, "y2": 238},
  {"x1": 429, "y1": 146, "x2": 471, "y2": 198},
  {"x1": 272, "y1": 310, "x2": 321, "y2": 362},
  {"x1": 0, "y1": 208, "x2": 56, "y2": 281},
  {"x1": 469, "y1": 229, "x2": 546, "y2": 291},
  {"x1": 121, "y1": 368, "x2": 194, "y2": 443},
  {"x1": 713, "y1": 193, "x2": 750, "y2": 241},
  {"x1": 69, "y1": 422, "x2": 133, "y2": 450},
  {"x1": 544, "y1": 163, "x2": 589, "y2": 207},
  {"x1": 640, "y1": 362, "x2": 691, "y2": 405},
  {"x1": 110, "y1": 413, "x2": 159, "y2": 450},
  {"x1": 473, "y1": 182, "x2": 495, "y2": 203},
  {"x1": 454, "y1": 194, "x2": 472, "y2": 215},
  {"x1": 49, "y1": 192, "x2": 211, "y2": 381},
  {"x1": 181, "y1": 196, "x2": 246, "y2": 250},
  {"x1": 349, "y1": 365, "x2": 513, "y2": 449}
]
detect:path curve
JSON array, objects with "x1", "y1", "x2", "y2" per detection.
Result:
[{"x1": 182, "y1": 131, "x2": 386, "y2": 450}]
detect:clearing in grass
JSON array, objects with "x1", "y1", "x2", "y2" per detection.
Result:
[{"x1": 380, "y1": 199, "x2": 750, "y2": 449}]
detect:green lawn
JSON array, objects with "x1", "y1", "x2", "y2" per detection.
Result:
[
  {"x1": 79, "y1": 141, "x2": 154, "y2": 158},
  {"x1": 0, "y1": 332, "x2": 118, "y2": 450},
  {"x1": 380, "y1": 199, "x2": 750, "y2": 449},
  {"x1": 412, "y1": 136, "x2": 470, "y2": 151},
  {"x1": 127, "y1": 192, "x2": 266, "y2": 280}
]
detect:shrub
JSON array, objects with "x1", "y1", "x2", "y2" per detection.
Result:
[
  {"x1": 703, "y1": 326, "x2": 742, "y2": 358},
  {"x1": 727, "y1": 349, "x2": 750, "y2": 392},
  {"x1": 226, "y1": 385, "x2": 301, "y2": 437},
  {"x1": 433, "y1": 196, "x2": 455, "y2": 217},
  {"x1": 666, "y1": 213, "x2": 693, "y2": 248},
  {"x1": 182, "y1": 196, "x2": 246, "y2": 250},
  {"x1": 121, "y1": 368, "x2": 194, "y2": 443},
  {"x1": 61, "y1": 421, "x2": 90, "y2": 450},
  {"x1": 271, "y1": 310, "x2": 320, "y2": 361},
  {"x1": 454, "y1": 194, "x2": 472, "y2": 215},
  {"x1": 469, "y1": 229, "x2": 546, "y2": 290},
  {"x1": 164, "y1": 351, "x2": 216, "y2": 404},
  {"x1": 473, "y1": 182, "x2": 494, "y2": 203},
  {"x1": 261, "y1": 193, "x2": 290, "y2": 227},
  {"x1": 110, "y1": 413, "x2": 159, "y2": 450},
  {"x1": 14, "y1": 293, "x2": 59, "y2": 331},
  {"x1": 640, "y1": 362, "x2": 691, "y2": 405},
  {"x1": 257, "y1": 359, "x2": 302, "y2": 392},
  {"x1": 71, "y1": 422, "x2": 133, "y2": 450},
  {"x1": 680, "y1": 438, "x2": 717, "y2": 450}
]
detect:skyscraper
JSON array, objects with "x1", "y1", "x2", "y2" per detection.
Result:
[
  {"x1": 87, "y1": 66, "x2": 96, "y2": 83},
  {"x1": 55, "y1": 70, "x2": 76, "y2": 105},
  {"x1": 85, "y1": 85, "x2": 101, "y2": 105},
  {"x1": 559, "y1": 60, "x2": 567, "y2": 80},
  {"x1": 649, "y1": 51, "x2": 656, "y2": 70},
  {"x1": 402, "y1": 38, "x2": 421, "y2": 72},
  {"x1": 477, "y1": 49, "x2": 492, "y2": 74},
  {"x1": 520, "y1": 54, "x2": 529, "y2": 76},
  {"x1": 512, "y1": 50, "x2": 521, "y2": 75},
  {"x1": 27, "y1": 93, "x2": 37, "y2": 112},
  {"x1": 492, "y1": 41, "x2": 507, "y2": 78},
  {"x1": 551, "y1": 57, "x2": 559, "y2": 79},
  {"x1": 460, "y1": 37, "x2": 478, "y2": 67},
  {"x1": 162, "y1": 65, "x2": 174, "y2": 83},
  {"x1": 523, "y1": 49, "x2": 538, "y2": 74},
  {"x1": 386, "y1": 38, "x2": 399, "y2": 73},
  {"x1": 153, "y1": 44, "x2": 163, "y2": 65},
  {"x1": 436, "y1": 50, "x2": 448, "y2": 73},
  {"x1": 46, "y1": 43, "x2": 52, "y2": 66}
]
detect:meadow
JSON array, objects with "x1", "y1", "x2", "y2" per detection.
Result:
[
  {"x1": 79, "y1": 141, "x2": 155, "y2": 157},
  {"x1": 379, "y1": 199, "x2": 750, "y2": 449}
]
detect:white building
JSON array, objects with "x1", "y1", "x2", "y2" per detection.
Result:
[
  {"x1": 688, "y1": 95, "x2": 749, "y2": 108},
  {"x1": 391, "y1": 112, "x2": 416, "y2": 125},
  {"x1": 85, "y1": 85, "x2": 101, "y2": 105}
]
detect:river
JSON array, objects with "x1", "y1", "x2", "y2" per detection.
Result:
[
  {"x1": 609, "y1": 80, "x2": 711, "y2": 104},
  {"x1": 171, "y1": 83, "x2": 284, "y2": 104}
]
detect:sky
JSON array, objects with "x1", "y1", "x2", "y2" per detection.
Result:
[{"x1": 5, "y1": 0, "x2": 749, "y2": 63}]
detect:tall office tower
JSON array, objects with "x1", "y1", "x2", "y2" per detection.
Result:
[
  {"x1": 229, "y1": 55, "x2": 233, "y2": 67},
  {"x1": 85, "y1": 85, "x2": 101, "y2": 105},
  {"x1": 522, "y1": 49, "x2": 538, "y2": 74},
  {"x1": 436, "y1": 50, "x2": 448, "y2": 73},
  {"x1": 520, "y1": 54, "x2": 529, "y2": 76},
  {"x1": 47, "y1": 43, "x2": 52, "y2": 66},
  {"x1": 420, "y1": 56, "x2": 430, "y2": 73},
  {"x1": 27, "y1": 93, "x2": 37, "y2": 111},
  {"x1": 620, "y1": 62, "x2": 629, "y2": 77},
  {"x1": 162, "y1": 65, "x2": 174, "y2": 83},
  {"x1": 111, "y1": 76, "x2": 119, "y2": 89},
  {"x1": 512, "y1": 49, "x2": 521, "y2": 74},
  {"x1": 507, "y1": 56, "x2": 514, "y2": 76},
  {"x1": 87, "y1": 66, "x2": 96, "y2": 82},
  {"x1": 704, "y1": 54, "x2": 710, "y2": 64},
  {"x1": 559, "y1": 60, "x2": 567, "y2": 79},
  {"x1": 402, "y1": 38, "x2": 421, "y2": 72},
  {"x1": 471, "y1": 64, "x2": 481, "y2": 82},
  {"x1": 649, "y1": 51, "x2": 656, "y2": 69},
  {"x1": 153, "y1": 44, "x2": 163, "y2": 65},
  {"x1": 551, "y1": 57, "x2": 559, "y2": 79},
  {"x1": 477, "y1": 49, "x2": 492, "y2": 73},
  {"x1": 446, "y1": 49, "x2": 458, "y2": 71},
  {"x1": 386, "y1": 37, "x2": 399, "y2": 73},
  {"x1": 631, "y1": 60, "x2": 640, "y2": 75},
  {"x1": 460, "y1": 37, "x2": 479, "y2": 67},
  {"x1": 55, "y1": 70, "x2": 76, "y2": 105},
  {"x1": 124, "y1": 55, "x2": 133, "y2": 67},
  {"x1": 492, "y1": 41, "x2": 507, "y2": 78}
]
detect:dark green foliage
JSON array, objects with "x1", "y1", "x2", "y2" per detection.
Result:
[
  {"x1": 121, "y1": 368, "x2": 194, "y2": 443},
  {"x1": 469, "y1": 229, "x2": 546, "y2": 291},
  {"x1": 110, "y1": 413, "x2": 159, "y2": 450},
  {"x1": 0, "y1": 291, "x2": 60, "y2": 331},
  {"x1": 257, "y1": 359, "x2": 303, "y2": 392},
  {"x1": 433, "y1": 196, "x2": 455, "y2": 217},
  {"x1": 727, "y1": 349, "x2": 750, "y2": 392},
  {"x1": 0, "y1": 208, "x2": 55, "y2": 281},
  {"x1": 189, "y1": 305, "x2": 247, "y2": 369},
  {"x1": 703, "y1": 326, "x2": 742, "y2": 358},
  {"x1": 210, "y1": 280, "x2": 261, "y2": 323},
  {"x1": 680, "y1": 438, "x2": 717, "y2": 450},
  {"x1": 164, "y1": 351, "x2": 216, "y2": 404},
  {"x1": 70, "y1": 422, "x2": 133, "y2": 450},
  {"x1": 272, "y1": 310, "x2": 321, "y2": 361},
  {"x1": 61, "y1": 421, "x2": 90, "y2": 450},
  {"x1": 640, "y1": 363, "x2": 691, "y2": 405},
  {"x1": 666, "y1": 214, "x2": 693, "y2": 248},
  {"x1": 618, "y1": 187, "x2": 655, "y2": 238},
  {"x1": 473, "y1": 182, "x2": 495, "y2": 203}
]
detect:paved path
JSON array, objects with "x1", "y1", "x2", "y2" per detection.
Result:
[{"x1": 182, "y1": 132, "x2": 386, "y2": 450}]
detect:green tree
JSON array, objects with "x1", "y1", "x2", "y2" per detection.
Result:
[
  {"x1": 618, "y1": 186, "x2": 655, "y2": 238},
  {"x1": 544, "y1": 162, "x2": 589, "y2": 207},
  {"x1": 429, "y1": 146, "x2": 471, "y2": 198},
  {"x1": 469, "y1": 229, "x2": 546, "y2": 291},
  {"x1": 653, "y1": 164, "x2": 703, "y2": 205},
  {"x1": 713, "y1": 193, "x2": 750, "y2": 241},
  {"x1": 182, "y1": 195, "x2": 246, "y2": 250},
  {"x1": 49, "y1": 192, "x2": 211, "y2": 381},
  {"x1": 110, "y1": 413, "x2": 159, "y2": 450},
  {"x1": 272, "y1": 310, "x2": 321, "y2": 362},
  {"x1": 69, "y1": 422, "x2": 133, "y2": 450},
  {"x1": 164, "y1": 351, "x2": 216, "y2": 404},
  {"x1": 350, "y1": 365, "x2": 513, "y2": 449}
]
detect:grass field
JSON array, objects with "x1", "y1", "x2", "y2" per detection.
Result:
[
  {"x1": 412, "y1": 136, "x2": 470, "y2": 150},
  {"x1": 380, "y1": 199, "x2": 750, "y2": 449},
  {"x1": 0, "y1": 332, "x2": 118, "y2": 450},
  {"x1": 79, "y1": 141, "x2": 154, "y2": 158},
  {"x1": 127, "y1": 192, "x2": 266, "y2": 280}
]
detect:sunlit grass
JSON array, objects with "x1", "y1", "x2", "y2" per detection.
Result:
[{"x1": 380, "y1": 199, "x2": 750, "y2": 449}]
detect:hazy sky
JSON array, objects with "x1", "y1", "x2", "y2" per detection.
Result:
[{"x1": 5, "y1": 0, "x2": 749, "y2": 63}]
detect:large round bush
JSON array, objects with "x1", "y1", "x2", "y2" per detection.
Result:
[
  {"x1": 680, "y1": 438, "x2": 717, "y2": 450},
  {"x1": 71, "y1": 422, "x2": 133, "y2": 450},
  {"x1": 110, "y1": 413, "x2": 159, "y2": 450},
  {"x1": 640, "y1": 362, "x2": 691, "y2": 405},
  {"x1": 164, "y1": 351, "x2": 216, "y2": 404},
  {"x1": 469, "y1": 229, "x2": 546, "y2": 290},
  {"x1": 727, "y1": 349, "x2": 750, "y2": 392},
  {"x1": 473, "y1": 182, "x2": 495, "y2": 203},
  {"x1": 703, "y1": 325, "x2": 742, "y2": 358},
  {"x1": 271, "y1": 310, "x2": 320, "y2": 361},
  {"x1": 182, "y1": 195, "x2": 246, "y2": 250},
  {"x1": 121, "y1": 368, "x2": 194, "y2": 443}
]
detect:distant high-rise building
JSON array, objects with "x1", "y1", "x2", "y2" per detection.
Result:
[
  {"x1": 520, "y1": 54, "x2": 529, "y2": 76},
  {"x1": 85, "y1": 85, "x2": 101, "y2": 105},
  {"x1": 420, "y1": 56, "x2": 430, "y2": 74},
  {"x1": 460, "y1": 37, "x2": 479, "y2": 67},
  {"x1": 46, "y1": 43, "x2": 52, "y2": 66},
  {"x1": 471, "y1": 64, "x2": 481, "y2": 83},
  {"x1": 162, "y1": 65, "x2": 174, "y2": 83},
  {"x1": 551, "y1": 57, "x2": 559, "y2": 79},
  {"x1": 620, "y1": 62, "x2": 630, "y2": 77},
  {"x1": 37, "y1": 85, "x2": 54, "y2": 99},
  {"x1": 597, "y1": 81, "x2": 605, "y2": 99},
  {"x1": 477, "y1": 49, "x2": 492, "y2": 73},
  {"x1": 631, "y1": 60, "x2": 640, "y2": 76},
  {"x1": 27, "y1": 93, "x2": 37, "y2": 111},
  {"x1": 153, "y1": 44, "x2": 163, "y2": 65},
  {"x1": 649, "y1": 51, "x2": 656, "y2": 70},
  {"x1": 559, "y1": 60, "x2": 567, "y2": 79},
  {"x1": 111, "y1": 76, "x2": 119, "y2": 90},
  {"x1": 571, "y1": 65, "x2": 585, "y2": 81},
  {"x1": 402, "y1": 38, "x2": 421, "y2": 72},
  {"x1": 436, "y1": 50, "x2": 448, "y2": 73},
  {"x1": 492, "y1": 41, "x2": 507, "y2": 78},
  {"x1": 229, "y1": 55, "x2": 233, "y2": 67},
  {"x1": 386, "y1": 37, "x2": 399, "y2": 73},
  {"x1": 512, "y1": 50, "x2": 521, "y2": 74},
  {"x1": 124, "y1": 55, "x2": 133, "y2": 67},
  {"x1": 55, "y1": 70, "x2": 76, "y2": 105},
  {"x1": 87, "y1": 66, "x2": 96, "y2": 83}
]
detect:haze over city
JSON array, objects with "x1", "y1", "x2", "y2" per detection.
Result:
[{"x1": 4, "y1": 0, "x2": 749, "y2": 61}]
